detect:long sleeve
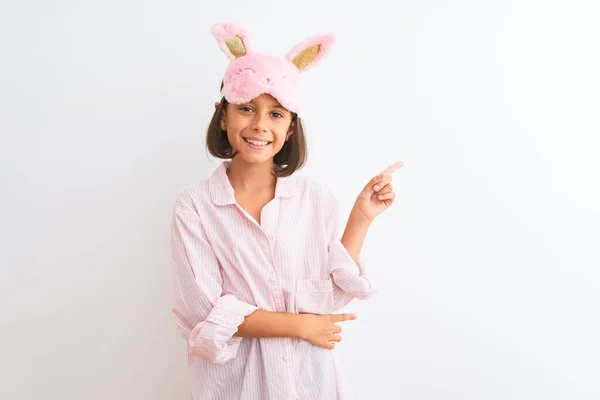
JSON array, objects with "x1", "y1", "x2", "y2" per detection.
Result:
[
  {"x1": 171, "y1": 193, "x2": 257, "y2": 365},
  {"x1": 326, "y1": 192, "x2": 378, "y2": 310}
]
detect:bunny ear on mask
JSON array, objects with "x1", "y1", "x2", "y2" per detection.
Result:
[
  {"x1": 210, "y1": 22, "x2": 252, "y2": 60},
  {"x1": 286, "y1": 33, "x2": 335, "y2": 73}
]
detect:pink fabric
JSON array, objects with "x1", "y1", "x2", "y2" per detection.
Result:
[
  {"x1": 220, "y1": 53, "x2": 302, "y2": 113},
  {"x1": 210, "y1": 22, "x2": 335, "y2": 114},
  {"x1": 171, "y1": 161, "x2": 378, "y2": 400}
]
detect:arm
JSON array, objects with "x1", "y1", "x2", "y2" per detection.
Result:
[
  {"x1": 171, "y1": 192, "x2": 259, "y2": 365},
  {"x1": 328, "y1": 162, "x2": 403, "y2": 308},
  {"x1": 341, "y1": 208, "x2": 371, "y2": 263},
  {"x1": 236, "y1": 310, "x2": 358, "y2": 350},
  {"x1": 326, "y1": 193, "x2": 378, "y2": 311},
  {"x1": 234, "y1": 310, "x2": 303, "y2": 338}
]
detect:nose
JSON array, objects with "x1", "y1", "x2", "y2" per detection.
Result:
[{"x1": 251, "y1": 112, "x2": 268, "y2": 133}]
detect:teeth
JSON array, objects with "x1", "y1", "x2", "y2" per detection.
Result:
[{"x1": 245, "y1": 138, "x2": 270, "y2": 146}]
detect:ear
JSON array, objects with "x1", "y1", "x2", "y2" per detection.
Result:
[
  {"x1": 286, "y1": 33, "x2": 335, "y2": 72},
  {"x1": 214, "y1": 102, "x2": 220, "y2": 110},
  {"x1": 210, "y1": 22, "x2": 252, "y2": 60},
  {"x1": 286, "y1": 120, "x2": 294, "y2": 140}
]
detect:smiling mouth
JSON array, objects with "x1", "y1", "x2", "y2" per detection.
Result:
[{"x1": 243, "y1": 137, "x2": 272, "y2": 147}]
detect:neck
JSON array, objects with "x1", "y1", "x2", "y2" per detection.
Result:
[{"x1": 226, "y1": 157, "x2": 276, "y2": 192}]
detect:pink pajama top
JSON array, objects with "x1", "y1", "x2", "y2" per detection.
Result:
[{"x1": 170, "y1": 161, "x2": 378, "y2": 399}]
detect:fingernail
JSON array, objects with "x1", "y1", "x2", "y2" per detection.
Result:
[{"x1": 374, "y1": 185, "x2": 380, "y2": 191}]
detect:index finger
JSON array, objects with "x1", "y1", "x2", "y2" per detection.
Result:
[
  {"x1": 380, "y1": 161, "x2": 404, "y2": 175},
  {"x1": 329, "y1": 313, "x2": 358, "y2": 323}
]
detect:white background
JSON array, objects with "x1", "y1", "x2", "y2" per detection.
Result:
[{"x1": 2, "y1": 0, "x2": 599, "y2": 399}]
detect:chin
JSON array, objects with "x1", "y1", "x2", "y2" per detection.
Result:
[{"x1": 236, "y1": 152, "x2": 275, "y2": 165}]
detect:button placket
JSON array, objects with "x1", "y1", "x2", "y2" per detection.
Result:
[
  {"x1": 270, "y1": 287, "x2": 286, "y2": 311},
  {"x1": 267, "y1": 269, "x2": 285, "y2": 312},
  {"x1": 261, "y1": 199, "x2": 286, "y2": 312},
  {"x1": 264, "y1": 339, "x2": 297, "y2": 398}
]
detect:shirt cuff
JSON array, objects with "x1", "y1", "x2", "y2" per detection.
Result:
[
  {"x1": 188, "y1": 294, "x2": 257, "y2": 364},
  {"x1": 205, "y1": 294, "x2": 258, "y2": 330},
  {"x1": 328, "y1": 240, "x2": 378, "y2": 299}
]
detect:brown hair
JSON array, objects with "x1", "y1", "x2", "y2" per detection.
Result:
[{"x1": 206, "y1": 92, "x2": 308, "y2": 178}]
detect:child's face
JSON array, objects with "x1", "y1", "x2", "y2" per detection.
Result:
[{"x1": 221, "y1": 94, "x2": 294, "y2": 165}]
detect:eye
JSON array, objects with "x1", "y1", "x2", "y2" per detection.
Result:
[
  {"x1": 271, "y1": 111, "x2": 284, "y2": 119},
  {"x1": 239, "y1": 106, "x2": 254, "y2": 113}
]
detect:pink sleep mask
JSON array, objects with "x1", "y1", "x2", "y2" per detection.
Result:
[{"x1": 210, "y1": 22, "x2": 335, "y2": 114}]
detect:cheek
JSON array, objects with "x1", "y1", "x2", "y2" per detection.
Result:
[
  {"x1": 225, "y1": 131, "x2": 236, "y2": 144},
  {"x1": 224, "y1": 123, "x2": 244, "y2": 145},
  {"x1": 224, "y1": 118, "x2": 245, "y2": 136},
  {"x1": 273, "y1": 128, "x2": 290, "y2": 145},
  {"x1": 278, "y1": 121, "x2": 293, "y2": 139}
]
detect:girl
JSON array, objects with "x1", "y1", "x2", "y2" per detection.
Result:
[{"x1": 171, "y1": 22, "x2": 403, "y2": 400}]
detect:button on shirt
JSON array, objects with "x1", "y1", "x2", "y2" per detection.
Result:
[{"x1": 170, "y1": 161, "x2": 378, "y2": 400}]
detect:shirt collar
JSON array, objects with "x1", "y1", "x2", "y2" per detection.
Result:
[{"x1": 208, "y1": 161, "x2": 299, "y2": 206}]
